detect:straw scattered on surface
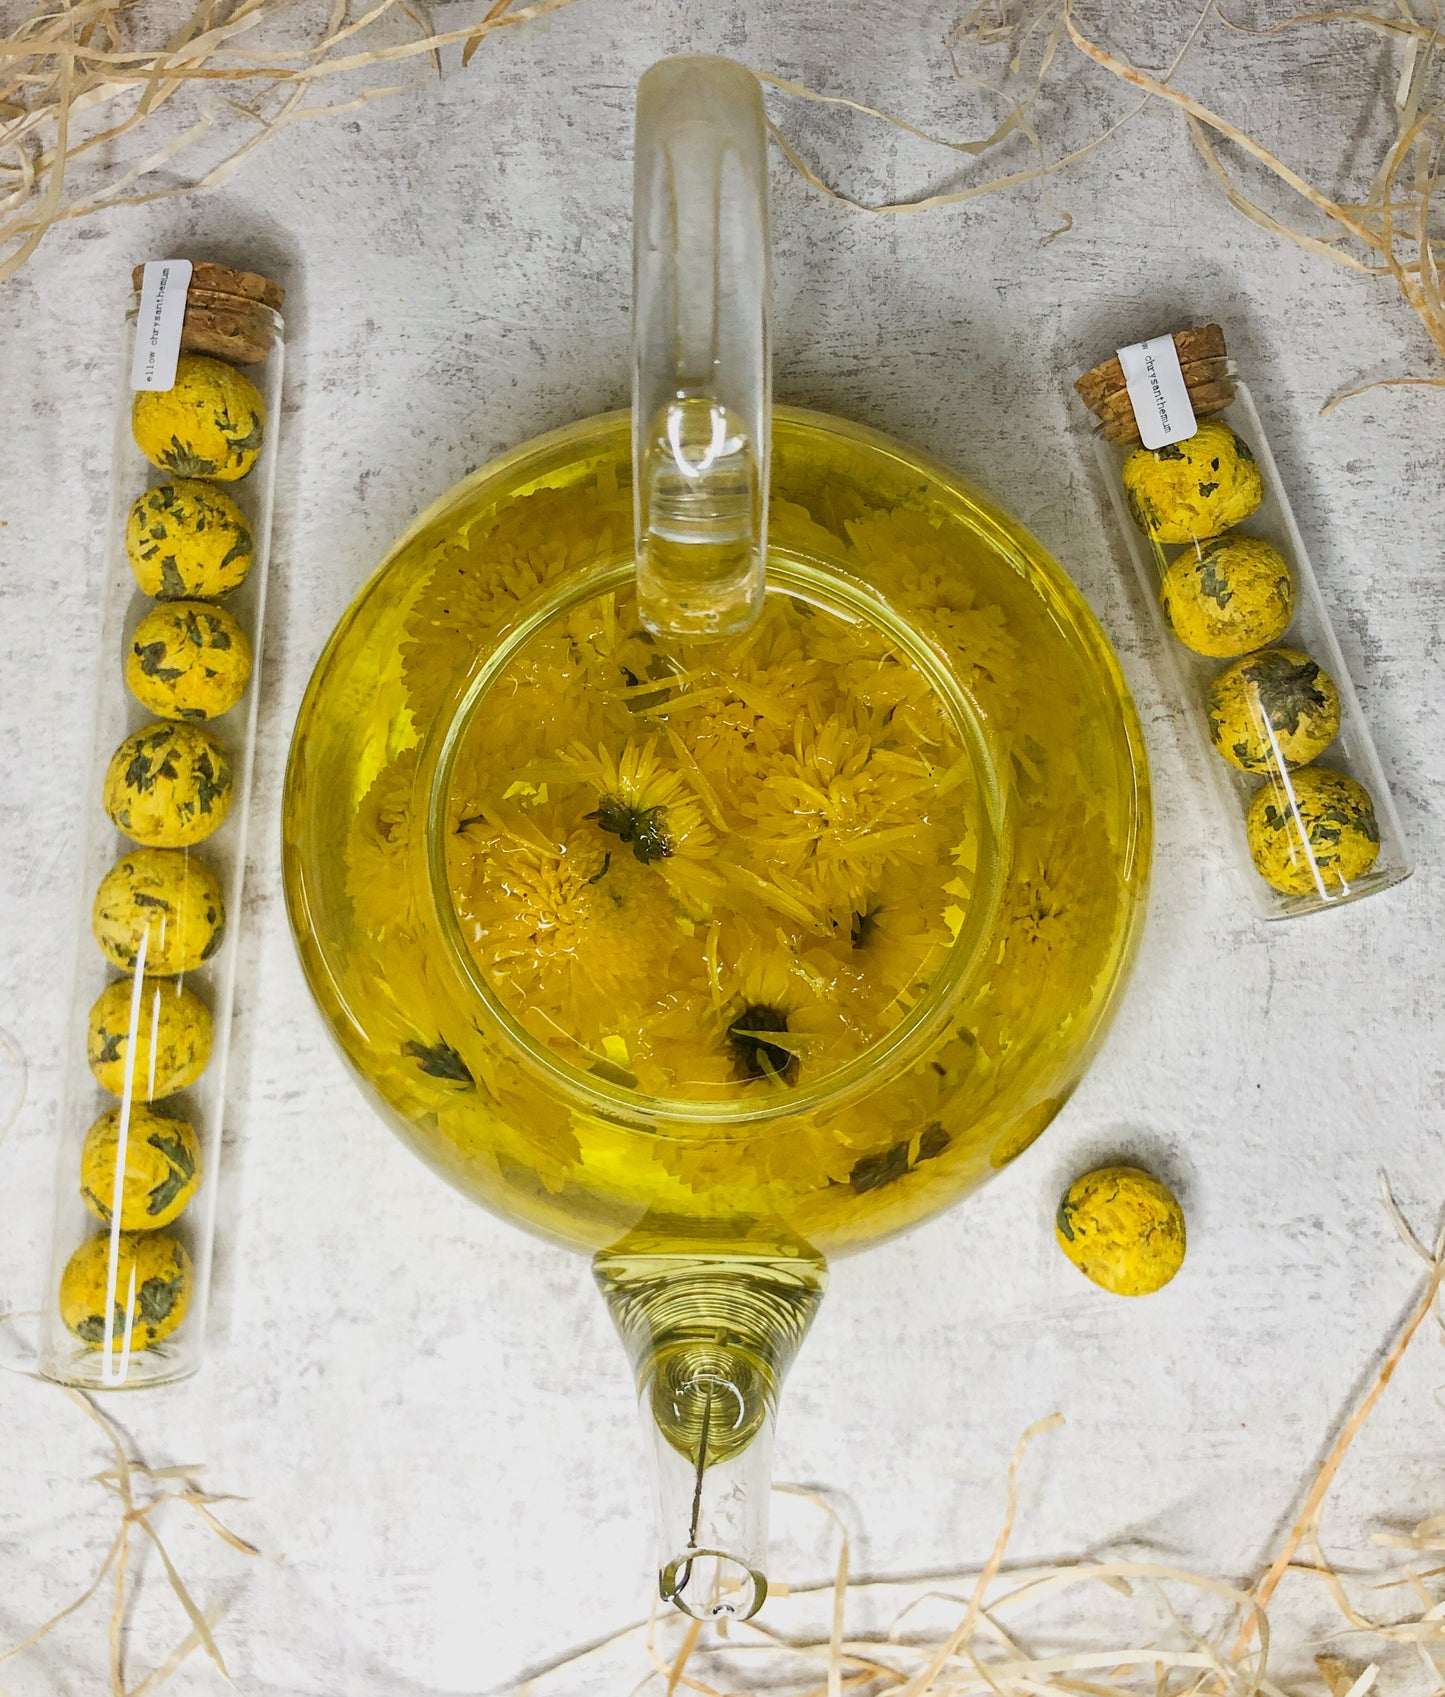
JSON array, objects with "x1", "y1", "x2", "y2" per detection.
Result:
[
  {"x1": 3, "y1": 1180, "x2": 1444, "y2": 1693},
  {"x1": 3, "y1": 0, "x2": 1443, "y2": 400},
  {"x1": 0, "y1": 0, "x2": 591, "y2": 284},
  {"x1": 0, "y1": 1373, "x2": 258, "y2": 1696},
  {"x1": 521, "y1": 1176, "x2": 1445, "y2": 1697},
  {"x1": 762, "y1": 2, "x2": 1445, "y2": 406}
]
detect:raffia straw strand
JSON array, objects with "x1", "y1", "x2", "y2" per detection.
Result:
[
  {"x1": 124, "y1": 1602, "x2": 230, "y2": 1697},
  {"x1": 524, "y1": 1184, "x2": 1445, "y2": 1695},
  {"x1": 0, "y1": 0, "x2": 592, "y2": 283},
  {"x1": 762, "y1": 3, "x2": 1445, "y2": 406},
  {"x1": 1060, "y1": 2, "x2": 1377, "y2": 248},
  {"x1": 901, "y1": 1413, "x2": 1065, "y2": 1697},
  {"x1": 0, "y1": 1377, "x2": 258, "y2": 1695},
  {"x1": 1228, "y1": 1203, "x2": 1445, "y2": 1666},
  {"x1": 757, "y1": 0, "x2": 1216, "y2": 217},
  {"x1": 775, "y1": 1487, "x2": 856, "y2": 1696},
  {"x1": 664, "y1": 1617, "x2": 702, "y2": 1696}
]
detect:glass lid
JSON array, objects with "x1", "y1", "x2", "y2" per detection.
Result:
[{"x1": 428, "y1": 552, "x2": 1006, "y2": 1118}]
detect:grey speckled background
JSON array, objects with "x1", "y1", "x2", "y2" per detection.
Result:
[{"x1": 1, "y1": 3, "x2": 1443, "y2": 1691}]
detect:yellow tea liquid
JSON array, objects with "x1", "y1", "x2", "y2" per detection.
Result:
[{"x1": 283, "y1": 411, "x2": 1148, "y2": 1260}]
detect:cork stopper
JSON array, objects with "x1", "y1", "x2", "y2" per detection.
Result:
[
  {"x1": 1076, "y1": 323, "x2": 1234, "y2": 446},
  {"x1": 131, "y1": 261, "x2": 284, "y2": 366}
]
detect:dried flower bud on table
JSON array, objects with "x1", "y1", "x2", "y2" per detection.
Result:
[{"x1": 1056, "y1": 1165, "x2": 1186, "y2": 1296}]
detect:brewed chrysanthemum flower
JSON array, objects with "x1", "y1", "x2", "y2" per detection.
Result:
[
  {"x1": 744, "y1": 711, "x2": 948, "y2": 915},
  {"x1": 566, "y1": 737, "x2": 715, "y2": 865},
  {"x1": 457, "y1": 824, "x2": 681, "y2": 1020}
]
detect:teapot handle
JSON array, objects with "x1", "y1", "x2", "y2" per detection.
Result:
[{"x1": 632, "y1": 56, "x2": 770, "y2": 639}]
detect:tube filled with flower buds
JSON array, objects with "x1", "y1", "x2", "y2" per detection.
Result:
[
  {"x1": 38, "y1": 260, "x2": 284, "y2": 1387},
  {"x1": 1078, "y1": 324, "x2": 1410, "y2": 920}
]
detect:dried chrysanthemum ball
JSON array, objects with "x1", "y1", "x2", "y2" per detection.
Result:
[
  {"x1": 132, "y1": 354, "x2": 265, "y2": 482},
  {"x1": 125, "y1": 480, "x2": 253, "y2": 599},
  {"x1": 1122, "y1": 419, "x2": 1264, "y2": 546},
  {"x1": 80, "y1": 1106, "x2": 200, "y2": 1230},
  {"x1": 102, "y1": 721, "x2": 233, "y2": 847},
  {"x1": 1246, "y1": 767, "x2": 1381, "y2": 896},
  {"x1": 92, "y1": 848, "x2": 224, "y2": 976},
  {"x1": 88, "y1": 976, "x2": 212, "y2": 1100},
  {"x1": 1160, "y1": 535, "x2": 1294, "y2": 657},
  {"x1": 127, "y1": 600, "x2": 252, "y2": 722},
  {"x1": 1207, "y1": 648, "x2": 1341, "y2": 774},
  {"x1": 1056, "y1": 1164, "x2": 1186, "y2": 1296},
  {"x1": 59, "y1": 1230, "x2": 192, "y2": 1349}
]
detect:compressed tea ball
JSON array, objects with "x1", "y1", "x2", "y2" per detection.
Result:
[
  {"x1": 102, "y1": 721, "x2": 233, "y2": 847},
  {"x1": 1161, "y1": 535, "x2": 1294, "y2": 657},
  {"x1": 92, "y1": 848, "x2": 224, "y2": 976},
  {"x1": 125, "y1": 480, "x2": 253, "y2": 599},
  {"x1": 1246, "y1": 767, "x2": 1381, "y2": 896},
  {"x1": 127, "y1": 601, "x2": 252, "y2": 722},
  {"x1": 88, "y1": 976, "x2": 212, "y2": 1100},
  {"x1": 1207, "y1": 648, "x2": 1341, "y2": 774},
  {"x1": 1056, "y1": 1164, "x2": 1186, "y2": 1296},
  {"x1": 59, "y1": 1230, "x2": 192, "y2": 1349},
  {"x1": 132, "y1": 353, "x2": 265, "y2": 482},
  {"x1": 1122, "y1": 419, "x2": 1264, "y2": 545},
  {"x1": 80, "y1": 1106, "x2": 200, "y2": 1230}
]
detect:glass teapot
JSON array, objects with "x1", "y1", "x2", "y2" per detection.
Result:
[{"x1": 282, "y1": 57, "x2": 1149, "y2": 1620}]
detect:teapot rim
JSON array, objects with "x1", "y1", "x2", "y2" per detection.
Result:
[{"x1": 419, "y1": 549, "x2": 1010, "y2": 1131}]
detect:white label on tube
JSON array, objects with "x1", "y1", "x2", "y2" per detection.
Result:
[
  {"x1": 130, "y1": 259, "x2": 193, "y2": 392},
  {"x1": 1117, "y1": 335, "x2": 1197, "y2": 450}
]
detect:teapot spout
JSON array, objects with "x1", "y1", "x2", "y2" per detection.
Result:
[
  {"x1": 632, "y1": 56, "x2": 771, "y2": 640},
  {"x1": 595, "y1": 1250, "x2": 825, "y2": 1620}
]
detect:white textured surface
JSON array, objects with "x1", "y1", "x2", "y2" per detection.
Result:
[{"x1": 2, "y1": 6, "x2": 1444, "y2": 1692}]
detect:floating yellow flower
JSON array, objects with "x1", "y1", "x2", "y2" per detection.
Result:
[
  {"x1": 742, "y1": 712, "x2": 943, "y2": 917},
  {"x1": 840, "y1": 506, "x2": 1021, "y2": 713},
  {"x1": 346, "y1": 751, "x2": 421, "y2": 935},
  {"x1": 566, "y1": 737, "x2": 715, "y2": 866},
  {"x1": 401, "y1": 472, "x2": 628, "y2": 717},
  {"x1": 845, "y1": 890, "x2": 952, "y2": 1007},
  {"x1": 666, "y1": 616, "x2": 826, "y2": 799},
  {"x1": 710, "y1": 929, "x2": 853, "y2": 1091},
  {"x1": 348, "y1": 924, "x2": 490, "y2": 1117},
  {"x1": 456, "y1": 824, "x2": 681, "y2": 1024},
  {"x1": 415, "y1": 580, "x2": 986, "y2": 1104}
]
